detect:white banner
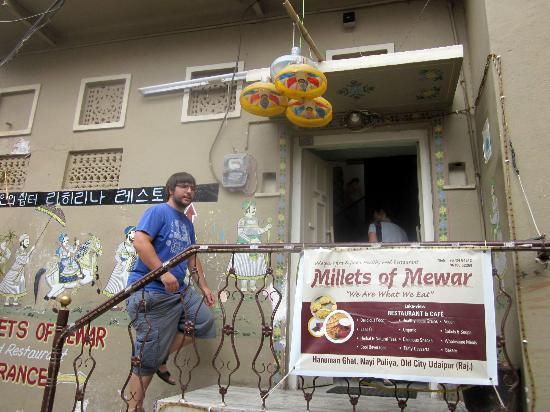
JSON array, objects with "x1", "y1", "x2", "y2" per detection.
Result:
[{"x1": 289, "y1": 248, "x2": 497, "y2": 385}]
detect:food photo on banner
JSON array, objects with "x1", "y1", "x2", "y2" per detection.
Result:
[{"x1": 289, "y1": 248, "x2": 498, "y2": 385}]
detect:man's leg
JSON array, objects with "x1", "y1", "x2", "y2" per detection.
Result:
[{"x1": 127, "y1": 373, "x2": 153, "y2": 411}]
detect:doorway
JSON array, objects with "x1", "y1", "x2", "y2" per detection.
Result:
[
  {"x1": 291, "y1": 129, "x2": 435, "y2": 245},
  {"x1": 333, "y1": 154, "x2": 419, "y2": 242}
]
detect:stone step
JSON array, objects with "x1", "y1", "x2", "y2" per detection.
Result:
[{"x1": 154, "y1": 385, "x2": 467, "y2": 412}]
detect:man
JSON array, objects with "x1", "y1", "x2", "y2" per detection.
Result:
[
  {"x1": 126, "y1": 172, "x2": 215, "y2": 411},
  {"x1": 367, "y1": 208, "x2": 408, "y2": 243}
]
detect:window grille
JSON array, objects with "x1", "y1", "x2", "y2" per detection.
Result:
[
  {"x1": 73, "y1": 75, "x2": 131, "y2": 131},
  {"x1": 0, "y1": 155, "x2": 30, "y2": 190},
  {"x1": 63, "y1": 149, "x2": 123, "y2": 189},
  {"x1": 182, "y1": 62, "x2": 243, "y2": 122}
]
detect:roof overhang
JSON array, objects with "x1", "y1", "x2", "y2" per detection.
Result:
[{"x1": 247, "y1": 45, "x2": 463, "y2": 114}]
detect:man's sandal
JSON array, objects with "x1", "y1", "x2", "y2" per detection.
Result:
[{"x1": 156, "y1": 362, "x2": 176, "y2": 385}]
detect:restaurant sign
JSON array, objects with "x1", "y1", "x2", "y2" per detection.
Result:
[{"x1": 289, "y1": 248, "x2": 497, "y2": 385}]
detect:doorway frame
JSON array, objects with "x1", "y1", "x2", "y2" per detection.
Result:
[{"x1": 291, "y1": 128, "x2": 435, "y2": 244}]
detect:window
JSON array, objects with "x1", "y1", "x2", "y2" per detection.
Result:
[
  {"x1": 0, "y1": 84, "x2": 40, "y2": 137},
  {"x1": 181, "y1": 61, "x2": 244, "y2": 123},
  {"x1": 63, "y1": 149, "x2": 123, "y2": 189},
  {"x1": 73, "y1": 74, "x2": 131, "y2": 131},
  {"x1": 0, "y1": 154, "x2": 30, "y2": 190},
  {"x1": 326, "y1": 43, "x2": 394, "y2": 60}
]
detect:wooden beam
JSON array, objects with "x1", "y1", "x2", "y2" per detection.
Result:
[
  {"x1": 5, "y1": 0, "x2": 58, "y2": 46},
  {"x1": 282, "y1": 0, "x2": 323, "y2": 62}
]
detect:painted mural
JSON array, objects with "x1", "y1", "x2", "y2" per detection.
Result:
[
  {"x1": 102, "y1": 226, "x2": 137, "y2": 306},
  {"x1": 0, "y1": 179, "x2": 285, "y2": 410},
  {"x1": 35, "y1": 233, "x2": 102, "y2": 300},
  {"x1": 228, "y1": 200, "x2": 272, "y2": 292},
  {"x1": 0, "y1": 234, "x2": 34, "y2": 306}
]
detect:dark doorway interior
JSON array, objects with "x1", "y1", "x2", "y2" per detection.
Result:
[{"x1": 334, "y1": 154, "x2": 419, "y2": 242}]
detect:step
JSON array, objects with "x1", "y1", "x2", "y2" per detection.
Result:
[{"x1": 154, "y1": 385, "x2": 467, "y2": 412}]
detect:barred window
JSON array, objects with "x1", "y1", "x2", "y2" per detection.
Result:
[
  {"x1": 63, "y1": 149, "x2": 123, "y2": 189},
  {"x1": 181, "y1": 62, "x2": 243, "y2": 123},
  {"x1": 0, "y1": 155, "x2": 30, "y2": 190},
  {"x1": 73, "y1": 74, "x2": 131, "y2": 131}
]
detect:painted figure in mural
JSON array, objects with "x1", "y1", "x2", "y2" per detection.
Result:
[
  {"x1": 34, "y1": 234, "x2": 102, "y2": 300},
  {"x1": 228, "y1": 200, "x2": 272, "y2": 292},
  {"x1": 0, "y1": 239, "x2": 12, "y2": 275},
  {"x1": 368, "y1": 208, "x2": 408, "y2": 243},
  {"x1": 0, "y1": 234, "x2": 34, "y2": 306},
  {"x1": 102, "y1": 226, "x2": 137, "y2": 303},
  {"x1": 55, "y1": 233, "x2": 81, "y2": 283},
  {"x1": 125, "y1": 172, "x2": 216, "y2": 411}
]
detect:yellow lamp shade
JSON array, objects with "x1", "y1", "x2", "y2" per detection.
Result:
[
  {"x1": 273, "y1": 64, "x2": 327, "y2": 99},
  {"x1": 239, "y1": 82, "x2": 288, "y2": 117},
  {"x1": 286, "y1": 97, "x2": 333, "y2": 128}
]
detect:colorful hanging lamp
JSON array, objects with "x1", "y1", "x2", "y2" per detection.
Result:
[
  {"x1": 273, "y1": 64, "x2": 327, "y2": 100},
  {"x1": 286, "y1": 97, "x2": 333, "y2": 128},
  {"x1": 240, "y1": 82, "x2": 288, "y2": 117}
]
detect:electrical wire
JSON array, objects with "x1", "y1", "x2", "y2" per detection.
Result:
[
  {"x1": 0, "y1": 0, "x2": 65, "y2": 67},
  {"x1": 396, "y1": 0, "x2": 432, "y2": 50},
  {"x1": 0, "y1": 1, "x2": 61, "y2": 23},
  {"x1": 207, "y1": 0, "x2": 260, "y2": 185}
]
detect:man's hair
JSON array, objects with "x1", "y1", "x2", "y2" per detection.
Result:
[{"x1": 165, "y1": 172, "x2": 196, "y2": 201}]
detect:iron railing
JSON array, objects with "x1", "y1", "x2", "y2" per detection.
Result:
[{"x1": 40, "y1": 240, "x2": 548, "y2": 412}]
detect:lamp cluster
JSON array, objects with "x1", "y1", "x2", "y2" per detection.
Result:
[{"x1": 240, "y1": 48, "x2": 333, "y2": 128}]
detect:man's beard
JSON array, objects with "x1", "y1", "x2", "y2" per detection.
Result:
[{"x1": 173, "y1": 196, "x2": 190, "y2": 209}]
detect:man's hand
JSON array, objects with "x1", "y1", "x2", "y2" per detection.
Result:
[
  {"x1": 160, "y1": 272, "x2": 179, "y2": 293},
  {"x1": 200, "y1": 285, "x2": 216, "y2": 307}
]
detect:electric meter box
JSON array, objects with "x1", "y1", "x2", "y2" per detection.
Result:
[{"x1": 222, "y1": 153, "x2": 251, "y2": 189}]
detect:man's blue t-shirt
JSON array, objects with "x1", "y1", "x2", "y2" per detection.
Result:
[{"x1": 127, "y1": 203, "x2": 195, "y2": 293}]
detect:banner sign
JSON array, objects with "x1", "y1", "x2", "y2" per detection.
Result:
[
  {"x1": 290, "y1": 248, "x2": 497, "y2": 385},
  {"x1": 0, "y1": 184, "x2": 219, "y2": 208}
]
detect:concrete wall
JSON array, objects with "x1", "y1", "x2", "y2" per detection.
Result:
[
  {"x1": 463, "y1": 0, "x2": 550, "y2": 410},
  {"x1": 0, "y1": 1, "x2": 493, "y2": 410}
]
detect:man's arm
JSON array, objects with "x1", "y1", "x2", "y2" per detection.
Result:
[
  {"x1": 133, "y1": 231, "x2": 179, "y2": 293},
  {"x1": 189, "y1": 255, "x2": 216, "y2": 306}
]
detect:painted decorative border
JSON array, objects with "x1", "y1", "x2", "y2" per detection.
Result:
[
  {"x1": 433, "y1": 119, "x2": 448, "y2": 241},
  {"x1": 272, "y1": 134, "x2": 288, "y2": 380}
]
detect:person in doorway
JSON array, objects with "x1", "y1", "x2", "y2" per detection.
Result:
[
  {"x1": 368, "y1": 208, "x2": 408, "y2": 243},
  {"x1": 125, "y1": 172, "x2": 216, "y2": 412}
]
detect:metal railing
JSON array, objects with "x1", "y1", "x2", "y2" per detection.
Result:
[{"x1": 40, "y1": 240, "x2": 548, "y2": 412}]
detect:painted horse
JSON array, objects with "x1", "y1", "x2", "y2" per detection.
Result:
[{"x1": 34, "y1": 235, "x2": 102, "y2": 301}]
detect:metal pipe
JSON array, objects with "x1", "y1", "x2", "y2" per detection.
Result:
[
  {"x1": 282, "y1": 0, "x2": 324, "y2": 62},
  {"x1": 139, "y1": 71, "x2": 248, "y2": 96}
]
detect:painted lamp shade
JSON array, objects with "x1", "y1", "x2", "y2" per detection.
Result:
[
  {"x1": 273, "y1": 64, "x2": 327, "y2": 99},
  {"x1": 239, "y1": 82, "x2": 288, "y2": 117},
  {"x1": 286, "y1": 97, "x2": 333, "y2": 128}
]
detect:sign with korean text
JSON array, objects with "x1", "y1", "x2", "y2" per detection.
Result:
[{"x1": 290, "y1": 248, "x2": 497, "y2": 385}]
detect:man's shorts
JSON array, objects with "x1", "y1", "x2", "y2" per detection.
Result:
[{"x1": 126, "y1": 286, "x2": 216, "y2": 376}]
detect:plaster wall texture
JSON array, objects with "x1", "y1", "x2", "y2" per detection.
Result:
[
  {"x1": 463, "y1": 0, "x2": 550, "y2": 409},
  {"x1": 0, "y1": 1, "x2": 492, "y2": 410}
]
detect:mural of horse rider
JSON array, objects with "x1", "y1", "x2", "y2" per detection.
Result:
[
  {"x1": 55, "y1": 233, "x2": 81, "y2": 283},
  {"x1": 228, "y1": 200, "x2": 272, "y2": 292},
  {"x1": 0, "y1": 234, "x2": 34, "y2": 306},
  {"x1": 102, "y1": 226, "x2": 137, "y2": 303},
  {"x1": 35, "y1": 234, "x2": 102, "y2": 301}
]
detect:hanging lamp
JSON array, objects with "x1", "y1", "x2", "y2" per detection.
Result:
[
  {"x1": 239, "y1": 82, "x2": 288, "y2": 117},
  {"x1": 286, "y1": 96, "x2": 333, "y2": 128}
]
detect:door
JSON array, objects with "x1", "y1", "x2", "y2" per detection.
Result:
[{"x1": 301, "y1": 149, "x2": 332, "y2": 243}]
